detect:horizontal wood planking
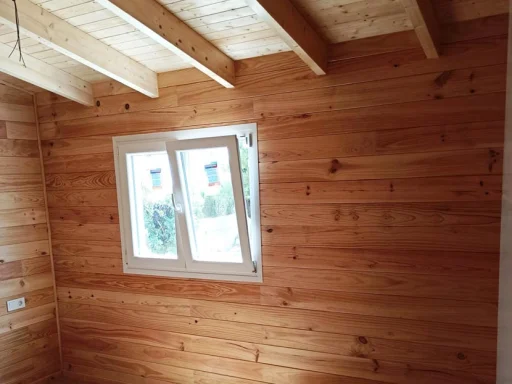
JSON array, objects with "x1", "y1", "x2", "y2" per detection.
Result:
[
  {"x1": 259, "y1": 121, "x2": 505, "y2": 162},
  {"x1": 0, "y1": 287, "x2": 55, "y2": 318},
  {"x1": 441, "y1": 14, "x2": 509, "y2": 44},
  {"x1": 50, "y1": 222, "x2": 120, "y2": 242},
  {"x1": 6, "y1": 122, "x2": 38, "y2": 140},
  {"x1": 52, "y1": 239, "x2": 121, "y2": 259},
  {"x1": 0, "y1": 84, "x2": 32, "y2": 106},
  {"x1": 0, "y1": 174, "x2": 42, "y2": 192},
  {"x1": 60, "y1": 365, "x2": 272, "y2": 384},
  {"x1": 260, "y1": 175, "x2": 503, "y2": 204},
  {"x1": 262, "y1": 246, "x2": 498, "y2": 278},
  {"x1": 52, "y1": 249, "x2": 497, "y2": 301},
  {"x1": 253, "y1": 65, "x2": 505, "y2": 118},
  {"x1": 0, "y1": 319, "x2": 57, "y2": 352},
  {"x1": 59, "y1": 330, "x2": 495, "y2": 382},
  {"x1": 0, "y1": 333, "x2": 59, "y2": 370},
  {"x1": 0, "y1": 139, "x2": 39, "y2": 157},
  {"x1": 58, "y1": 317, "x2": 496, "y2": 376},
  {"x1": 0, "y1": 102, "x2": 35, "y2": 123},
  {"x1": 432, "y1": 0, "x2": 508, "y2": 24},
  {"x1": 37, "y1": 87, "x2": 178, "y2": 124},
  {"x1": 0, "y1": 239, "x2": 50, "y2": 264},
  {"x1": 259, "y1": 148, "x2": 503, "y2": 183},
  {"x1": 0, "y1": 352, "x2": 60, "y2": 384},
  {"x1": 261, "y1": 224, "x2": 500, "y2": 253},
  {"x1": 0, "y1": 272, "x2": 54, "y2": 300},
  {"x1": 0, "y1": 157, "x2": 41, "y2": 175},
  {"x1": 176, "y1": 36, "x2": 508, "y2": 107},
  {"x1": 56, "y1": 289, "x2": 498, "y2": 350},
  {"x1": 258, "y1": 93, "x2": 506, "y2": 141},
  {"x1": 36, "y1": 36, "x2": 509, "y2": 126},
  {"x1": 45, "y1": 171, "x2": 116, "y2": 190},
  {"x1": 0, "y1": 303, "x2": 57, "y2": 334},
  {"x1": 55, "y1": 273, "x2": 498, "y2": 328},
  {"x1": 261, "y1": 266, "x2": 498, "y2": 301},
  {"x1": 48, "y1": 207, "x2": 118, "y2": 224},
  {"x1": 47, "y1": 190, "x2": 118, "y2": 208},
  {"x1": 43, "y1": 152, "x2": 114, "y2": 174},
  {"x1": 0, "y1": 223, "x2": 48, "y2": 246},
  {"x1": 37, "y1": 23, "x2": 506, "y2": 384},
  {"x1": 328, "y1": 30, "x2": 419, "y2": 61},
  {"x1": 0, "y1": 257, "x2": 52, "y2": 281},
  {"x1": 261, "y1": 201, "x2": 501, "y2": 227},
  {"x1": 39, "y1": 99, "x2": 255, "y2": 140},
  {"x1": 63, "y1": 346, "x2": 394, "y2": 384},
  {"x1": 0, "y1": 87, "x2": 60, "y2": 381},
  {"x1": 54, "y1": 241, "x2": 499, "y2": 279},
  {"x1": 0, "y1": 207, "x2": 47, "y2": 228},
  {"x1": 54, "y1": 255, "x2": 122, "y2": 275},
  {"x1": 41, "y1": 136, "x2": 114, "y2": 158}
]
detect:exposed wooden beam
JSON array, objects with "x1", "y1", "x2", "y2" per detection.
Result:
[
  {"x1": 245, "y1": 0, "x2": 327, "y2": 75},
  {"x1": 0, "y1": 42, "x2": 93, "y2": 106},
  {"x1": 95, "y1": 0, "x2": 236, "y2": 88},
  {"x1": 401, "y1": 0, "x2": 441, "y2": 58},
  {"x1": 0, "y1": 0, "x2": 158, "y2": 98}
]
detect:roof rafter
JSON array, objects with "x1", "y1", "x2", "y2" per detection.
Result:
[
  {"x1": 0, "y1": 41, "x2": 94, "y2": 106},
  {"x1": 96, "y1": 0, "x2": 236, "y2": 88},
  {"x1": 401, "y1": 0, "x2": 441, "y2": 58},
  {"x1": 245, "y1": 0, "x2": 328, "y2": 75}
]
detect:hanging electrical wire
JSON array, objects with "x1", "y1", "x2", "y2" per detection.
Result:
[{"x1": 8, "y1": 0, "x2": 25, "y2": 67}]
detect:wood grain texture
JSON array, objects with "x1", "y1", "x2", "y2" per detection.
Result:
[
  {"x1": 36, "y1": 21, "x2": 505, "y2": 384},
  {"x1": 259, "y1": 148, "x2": 503, "y2": 183},
  {"x1": 58, "y1": 316, "x2": 496, "y2": 375},
  {"x1": 260, "y1": 175, "x2": 502, "y2": 204},
  {"x1": 95, "y1": 0, "x2": 236, "y2": 88},
  {"x1": 259, "y1": 121, "x2": 504, "y2": 162},
  {"x1": 45, "y1": 171, "x2": 116, "y2": 190},
  {"x1": 245, "y1": 0, "x2": 327, "y2": 75},
  {"x1": 260, "y1": 201, "x2": 501, "y2": 227},
  {"x1": 0, "y1": 86, "x2": 59, "y2": 382},
  {"x1": 177, "y1": 34, "x2": 507, "y2": 107},
  {"x1": 0, "y1": 207, "x2": 47, "y2": 228},
  {"x1": 401, "y1": 0, "x2": 441, "y2": 58},
  {"x1": 262, "y1": 246, "x2": 498, "y2": 278},
  {"x1": 257, "y1": 93, "x2": 506, "y2": 141},
  {"x1": 56, "y1": 289, "x2": 497, "y2": 346},
  {"x1": 6, "y1": 122, "x2": 37, "y2": 140}
]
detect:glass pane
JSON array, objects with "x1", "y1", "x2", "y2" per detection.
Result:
[
  {"x1": 178, "y1": 146, "x2": 243, "y2": 263},
  {"x1": 127, "y1": 152, "x2": 177, "y2": 259}
]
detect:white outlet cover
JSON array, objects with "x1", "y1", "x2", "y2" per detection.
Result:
[{"x1": 6, "y1": 297, "x2": 25, "y2": 312}]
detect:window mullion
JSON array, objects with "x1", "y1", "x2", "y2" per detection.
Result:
[
  {"x1": 226, "y1": 136, "x2": 254, "y2": 272},
  {"x1": 166, "y1": 146, "x2": 194, "y2": 269}
]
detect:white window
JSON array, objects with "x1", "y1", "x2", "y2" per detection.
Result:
[{"x1": 113, "y1": 123, "x2": 261, "y2": 282}]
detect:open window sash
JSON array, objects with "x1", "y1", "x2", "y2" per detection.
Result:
[
  {"x1": 119, "y1": 141, "x2": 187, "y2": 272},
  {"x1": 166, "y1": 135, "x2": 254, "y2": 275}
]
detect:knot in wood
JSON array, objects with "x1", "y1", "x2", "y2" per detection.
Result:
[{"x1": 329, "y1": 159, "x2": 342, "y2": 174}]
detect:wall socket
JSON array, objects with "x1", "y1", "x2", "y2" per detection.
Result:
[{"x1": 6, "y1": 297, "x2": 25, "y2": 312}]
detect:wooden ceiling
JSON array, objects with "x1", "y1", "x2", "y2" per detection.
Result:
[{"x1": 0, "y1": 0, "x2": 507, "y2": 97}]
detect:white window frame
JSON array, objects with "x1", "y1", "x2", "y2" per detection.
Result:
[{"x1": 113, "y1": 123, "x2": 262, "y2": 283}]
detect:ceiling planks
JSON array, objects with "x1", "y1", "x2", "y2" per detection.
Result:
[
  {"x1": 0, "y1": 0, "x2": 502, "y2": 104},
  {"x1": 401, "y1": 0, "x2": 441, "y2": 58},
  {"x1": 0, "y1": 0, "x2": 159, "y2": 97},
  {"x1": 95, "y1": 0, "x2": 236, "y2": 88},
  {"x1": 245, "y1": 0, "x2": 328, "y2": 75}
]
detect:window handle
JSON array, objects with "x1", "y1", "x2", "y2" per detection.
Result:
[{"x1": 171, "y1": 194, "x2": 183, "y2": 213}]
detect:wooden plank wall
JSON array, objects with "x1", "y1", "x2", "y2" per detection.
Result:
[
  {"x1": 36, "y1": 14, "x2": 508, "y2": 384},
  {"x1": 0, "y1": 86, "x2": 60, "y2": 383}
]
